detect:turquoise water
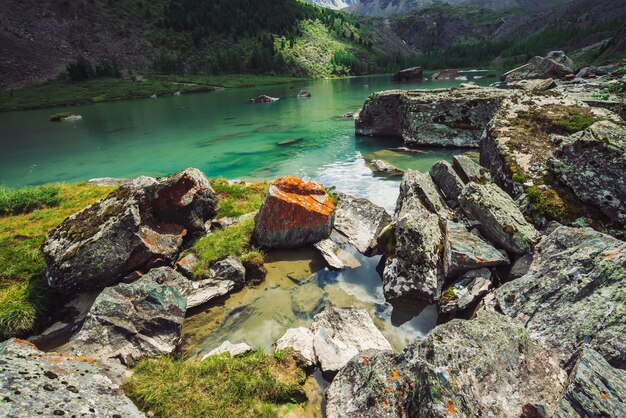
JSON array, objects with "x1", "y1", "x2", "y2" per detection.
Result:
[{"x1": 0, "y1": 72, "x2": 493, "y2": 211}]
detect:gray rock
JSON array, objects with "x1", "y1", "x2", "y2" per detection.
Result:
[
  {"x1": 325, "y1": 311, "x2": 568, "y2": 417},
  {"x1": 392, "y1": 66, "x2": 423, "y2": 82},
  {"x1": 249, "y1": 95, "x2": 279, "y2": 103},
  {"x1": 549, "y1": 121, "x2": 626, "y2": 225},
  {"x1": 444, "y1": 221, "x2": 509, "y2": 278},
  {"x1": 507, "y1": 78, "x2": 557, "y2": 91},
  {"x1": 253, "y1": 176, "x2": 335, "y2": 249},
  {"x1": 508, "y1": 252, "x2": 533, "y2": 280},
  {"x1": 395, "y1": 169, "x2": 449, "y2": 218},
  {"x1": 0, "y1": 339, "x2": 144, "y2": 417},
  {"x1": 438, "y1": 268, "x2": 492, "y2": 314},
  {"x1": 201, "y1": 341, "x2": 253, "y2": 360},
  {"x1": 452, "y1": 154, "x2": 490, "y2": 183},
  {"x1": 310, "y1": 307, "x2": 392, "y2": 375},
  {"x1": 332, "y1": 192, "x2": 392, "y2": 256},
  {"x1": 429, "y1": 160, "x2": 464, "y2": 206},
  {"x1": 555, "y1": 347, "x2": 626, "y2": 417},
  {"x1": 274, "y1": 327, "x2": 316, "y2": 368},
  {"x1": 69, "y1": 274, "x2": 187, "y2": 366},
  {"x1": 502, "y1": 51, "x2": 574, "y2": 82},
  {"x1": 459, "y1": 182, "x2": 538, "y2": 254},
  {"x1": 87, "y1": 177, "x2": 132, "y2": 186},
  {"x1": 314, "y1": 239, "x2": 361, "y2": 270},
  {"x1": 175, "y1": 252, "x2": 198, "y2": 277},
  {"x1": 43, "y1": 168, "x2": 217, "y2": 294},
  {"x1": 356, "y1": 87, "x2": 511, "y2": 148},
  {"x1": 370, "y1": 159, "x2": 404, "y2": 176},
  {"x1": 383, "y1": 175, "x2": 447, "y2": 302},
  {"x1": 209, "y1": 212, "x2": 256, "y2": 230},
  {"x1": 496, "y1": 225, "x2": 626, "y2": 368}
]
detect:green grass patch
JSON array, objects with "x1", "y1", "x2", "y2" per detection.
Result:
[
  {"x1": 125, "y1": 352, "x2": 305, "y2": 418},
  {"x1": 211, "y1": 179, "x2": 267, "y2": 218},
  {"x1": 0, "y1": 75, "x2": 306, "y2": 112},
  {"x1": 0, "y1": 183, "x2": 114, "y2": 338},
  {"x1": 0, "y1": 185, "x2": 62, "y2": 216}
]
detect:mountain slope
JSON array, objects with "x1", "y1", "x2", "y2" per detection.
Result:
[
  {"x1": 347, "y1": 0, "x2": 574, "y2": 17},
  {"x1": 303, "y1": 0, "x2": 359, "y2": 10}
]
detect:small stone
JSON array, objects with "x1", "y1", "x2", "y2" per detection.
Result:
[{"x1": 202, "y1": 341, "x2": 253, "y2": 360}]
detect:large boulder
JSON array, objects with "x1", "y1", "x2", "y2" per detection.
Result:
[
  {"x1": 549, "y1": 121, "x2": 626, "y2": 225},
  {"x1": 382, "y1": 171, "x2": 447, "y2": 303},
  {"x1": 356, "y1": 86, "x2": 511, "y2": 148},
  {"x1": 332, "y1": 191, "x2": 392, "y2": 255},
  {"x1": 43, "y1": 168, "x2": 217, "y2": 293},
  {"x1": 69, "y1": 274, "x2": 187, "y2": 366},
  {"x1": 0, "y1": 339, "x2": 144, "y2": 417},
  {"x1": 325, "y1": 311, "x2": 568, "y2": 417},
  {"x1": 495, "y1": 225, "x2": 626, "y2": 368},
  {"x1": 310, "y1": 307, "x2": 392, "y2": 375},
  {"x1": 444, "y1": 221, "x2": 509, "y2": 278},
  {"x1": 555, "y1": 347, "x2": 626, "y2": 417},
  {"x1": 252, "y1": 176, "x2": 335, "y2": 249},
  {"x1": 459, "y1": 182, "x2": 538, "y2": 254},
  {"x1": 502, "y1": 51, "x2": 574, "y2": 82},
  {"x1": 392, "y1": 66, "x2": 423, "y2": 82}
]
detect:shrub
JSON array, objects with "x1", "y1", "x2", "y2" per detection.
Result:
[{"x1": 0, "y1": 185, "x2": 61, "y2": 216}]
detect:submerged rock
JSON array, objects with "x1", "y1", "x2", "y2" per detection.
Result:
[
  {"x1": 69, "y1": 273, "x2": 187, "y2": 366},
  {"x1": 332, "y1": 192, "x2": 392, "y2": 256},
  {"x1": 444, "y1": 222, "x2": 509, "y2": 278},
  {"x1": 0, "y1": 339, "x2": 143, "y2": 417},
  {"x1": 325, "y1": 311, "x2": 568, "y2": 417},
  {"x1": 310, "y1": 307, "x2": 392, "y2": 375},
  {"x1": 392, "y1": 66, "x2": 423, "y2": 82},
  {"x1": 495, "y1": 225, "x2": 626, "y2": 368},
  {"x1": 549, "y1": 121, "x2": 626, "y2": 225},
  {"x1": 370, "y1": 159, "x2": 404, "y2": 176},
  {"x1": 502, "y1": 51, "x2": 574, "y2": 82},
  {"x1": 297, "y1": 90, "x2": 312, "y2": 98},
  {"x1": 438, "y1": 268, "x2": 492, "y2": 314},
  {"x1": 459, "y1": 182, "x2": 538, "y2": 254},
  {"x1": 201, "y1": 341, "x2": 253, "y2": 360},
  {"x1": 356, "y1": 86, "x2": 510, "y2": 148},
  {"x1": 253, "y1": 176, "x2": 335, "y2": 249},
  {"x1": 314, "y1": 238, "x2": 361, "y2": 270},
  {"x1": 43, "y1": 168, "x2": 217, "y2": 293},
  {"x1": 249, "y1": 95, "x2": 279, "y2": 103},
  {"x1": 555, "y1": 347, "x2": 626, "y2": 417}
]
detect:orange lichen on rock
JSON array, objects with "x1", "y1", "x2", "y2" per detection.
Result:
[
  {"x1": 446, "y1": 399, "x2": 457, "y2": 414},
  {"x1": 253, "y1": 176, "x2": 336, "y2": 249},
  {"x1": 14, "y1": 339, "x2": 37, "y2": 349}
]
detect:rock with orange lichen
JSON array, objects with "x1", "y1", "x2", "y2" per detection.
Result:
[
  {"x1": 43, "y1": 168, "x2": 217, "y2": 293},
  {"x1": 252, "y1": 176, "x2": 335, "y2": 249},
  {"x1": 0, "y1": 338, "x2": 144, "y2": 417}
]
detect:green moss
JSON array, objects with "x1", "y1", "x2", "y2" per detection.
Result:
[
  {"x1": 0, "y1": 183, "x2": 115, "y2": 338},
  {"x1": 125, "y1": 352, "x2": 305, "y2": 418},
  {"x1": 326, "y1": 190, "x2": 339, "y2": 206},
  {"x1": 240, "y1": 250, "x2": 267, "y2": 284},
  {"x1": 0, "y1": 185, "x2": 61, "y2": 216},
  {"x1": 552, "y1": 112, "x2": 600, "y2": 134},
  {"x1": 211, "y1": 179, "x2": 267, "y2": 218},
  {"x1": 440, "y1": 286, "x2": 458, "y2": 306},
  {"x1": 377, "y1": 224, "x2": 397, "y2": 256}
]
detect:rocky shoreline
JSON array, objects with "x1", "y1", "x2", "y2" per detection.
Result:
[{"x1": 1, "y1": 52, "x2": 625, "y2": 417}]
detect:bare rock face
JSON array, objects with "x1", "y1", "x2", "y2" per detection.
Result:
[
  {"x1": 253, "y1": 176, "x2": 335, "y2": 249},
  {"x1": 382, "y1": 171, "x2": 447, "y2": 303},
  {"x1": 332, "y1": 191, "x2": 392, "y2": 256},
  {"x1": 495, "y1": 225, "x2": 626, "y2": 369},
  {"x1": 310, "y1": 307, "x2": 392, "y2": 375},
  {"x1": 43, "y1": 168, "x2": 217, "y2": 294},
  {"x1": 550, "y1": 121, "x2": 626, "y2": 225},
  {"x1": 356, "y1": 86, "x2": 511, "y2": 148},
  {"x1": 0, "y1": 339, "x2": 144, "y2": 417},
  {"x1": 69, "y1": 273, "x2": 187, "y2": 366},
  {"x1": 325, "y1": 311, "x2": 568, "y2": 417},
  {"x1": 502, "y1": 51, "x2": 575, "y2": 82},
  {"x1": 444, "y1": 222, "x2": 509, "y2": 278},
  {"x1": 459, "y1": 182, "x2": 538, "y2": 254},
  {"x1": 555, "y1": 347, "x2": 626, "y2": 417},
  {"x1": 392, "y1": 66, "x2": 423, "y2": 82}
]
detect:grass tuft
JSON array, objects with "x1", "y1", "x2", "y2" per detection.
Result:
[
  {"x1": 211, "y1": 179, "x2": 267, "y2": 218},
  {"x1": 0, "y1": 185, "x2": 62, "y2": 216},
  {"x1": 552, "y1": 112, "x2": 600, "y2": 134},
  {"x1": 125, "y1": 352, "x2": 305, "y2": 418}
]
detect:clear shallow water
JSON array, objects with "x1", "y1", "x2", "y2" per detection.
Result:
[{"x1": 2, "y1": 72, "x2": 493, "y2": 364}]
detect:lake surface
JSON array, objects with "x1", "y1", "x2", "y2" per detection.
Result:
[{"x1": 3, "y1": 72, "x2": 493, "y2": 369}]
